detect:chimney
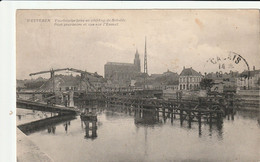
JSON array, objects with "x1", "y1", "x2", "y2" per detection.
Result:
[
  {"x1": 183, "y1": 66, "x2": 185, "y2": 70},
  {"x1": 253, "y1": 66, "x2": 255, "y2": 71}
]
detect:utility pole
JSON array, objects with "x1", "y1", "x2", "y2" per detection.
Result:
[
  {"x1": 50, "y1": 69, "x2": 55, "y2": 93},
  {"x1": 144, "y1": 37, "x2": 148, "y2": 75},
  {"x1": 144, "y1": 37, "x2": 148, "y2": 90}
]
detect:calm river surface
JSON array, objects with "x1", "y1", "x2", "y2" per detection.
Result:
[{"x1": 17, "y1": 107, "x2": 260, "y2": 162}]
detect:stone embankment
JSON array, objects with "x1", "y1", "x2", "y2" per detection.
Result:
[
  {"x1": 17, "y1": 128, "x2": 53, "y2": 162},
  {"x1": 237, "y1": 90, "x2": 260, "y2": 110}
]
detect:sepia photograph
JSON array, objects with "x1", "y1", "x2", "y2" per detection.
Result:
[{"x1": 16, "y1": 9, "x2": 260, "y2": 162}]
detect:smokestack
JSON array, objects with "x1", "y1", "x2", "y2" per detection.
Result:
[{"x1": 253, "y1": 66, "x2": 255, "y2": 71}]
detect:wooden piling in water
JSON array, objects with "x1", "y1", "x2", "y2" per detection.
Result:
[
  {"x1": 162, "y1": 107, "x2": 167, "y2": 123},
  {"x1": 100, "y1": 95, "x2": 226, "y2": 126},
  {"x1": 198, "y1": 111, "x2": 202, "y2": 137},
  {"x1": 156, "y1": 108, "x2": 160, "y2": 121},
  {"x1": 163, "y1": 108, "x2": 165, "y2": 119},
  {"x1": 188, "y1": 110, "x2": 192, "y2": 128},
  {"x1": 209, "y1": 112, "x2": 212, "y2": 124},
  {"x1": 180, "y1": 110, "x2": 183, "y2": 126},
  {"x1": 170, "y1": 108, "x2": 173, "y2": 123}
]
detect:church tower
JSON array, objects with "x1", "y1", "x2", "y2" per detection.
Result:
[{"x1": 134, "y1": 49, "x2": 141, "y2": 72}]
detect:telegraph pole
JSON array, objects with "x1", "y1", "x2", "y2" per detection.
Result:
[
  {"x1": 144, "y1": 37, "x2": 148, "y2": 90},
  {"x1": 144, "y1": 37, "x2": 148, "y2": 75}
]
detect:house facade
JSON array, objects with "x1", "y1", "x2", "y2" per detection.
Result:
[
  {"x1": 179, "y1": 67, "x2": 203, "y2": 90},
  {"x1": 237, "y1": 69, "x2": 260, "y2": 90}
]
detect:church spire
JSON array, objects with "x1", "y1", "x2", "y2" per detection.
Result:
[
  {"x1": 134, "y1": 48, "x2": 141, "y2": 72},
  {"x1": 135, "y1": 49, "x2": 139, "y2": 57}
]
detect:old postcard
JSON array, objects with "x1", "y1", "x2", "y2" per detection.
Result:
[{"x1": 16, "y1": 10, "x2": 260, "y2": 162}]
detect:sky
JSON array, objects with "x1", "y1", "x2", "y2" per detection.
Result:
[{"x1": 16, "y1": 10, "x2": 260, "y2": 79}]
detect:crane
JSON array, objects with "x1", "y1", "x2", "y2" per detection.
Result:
[
  {"x1": 67, "y1": 68, "x2": 102, "y2": 78},
  {"x1": 29, "y1": 68, "x2": 103, "y2": 93},
  {"x1": 66, "y1": 68, "x2": 102, "y2": 92},
  {"x1": 29, "y1": 68, "x2": 70, "y2": 77}
]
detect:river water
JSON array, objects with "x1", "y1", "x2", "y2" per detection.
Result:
[{"x1": 17, "y1": 107, "x2": 260, "y2": 162}]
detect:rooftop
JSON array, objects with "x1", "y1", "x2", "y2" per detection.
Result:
[
  {"x1": 163, "y1": 70, "x2": 178, "y2": 76},
  {"x1": 180, "y1": 67, "x2": 202, "y2": 76},
  {"x1": 150, "y1": 74, "x2": 163, "y2": 78},
  {"x1": 239, "y1": 69, "x2": 260, "y2": 77},
  {"x1": 105, "y1": 62, "x2": 135, "y2": 66}
]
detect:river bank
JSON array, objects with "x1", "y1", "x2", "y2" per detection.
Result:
[{"x1": 17, "y1": 128, "x2": 53, "y2": 162}]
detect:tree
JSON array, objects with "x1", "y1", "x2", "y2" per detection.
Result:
[
  {"x1": 200, "y1": 78, "x2": 214, "y2": 91},
  {"x1": 24, "y1": 80, "x2": 46, "y2": 89}
]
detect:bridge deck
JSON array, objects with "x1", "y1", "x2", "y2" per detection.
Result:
[
  {"x1": 17, "y1": 99, "x2": 79, "y2": 114},
  {"x1": 17, "y1": 91, "x2": 54, "y2": 95}
]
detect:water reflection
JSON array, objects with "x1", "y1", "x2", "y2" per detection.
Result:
[
  {"x1": 104, "y1": 107, "x2": 134, "y2": 120},
  {"x1": 130, "y1": 106, "x2": 224, "y2": 138},
  {"x1": 18, "y1": 105, "x2": 229, "y2": 139},
  {"x1": 134, "y1": 109, "x2": 162, "y2": 126},
  {"x1": 236, "y1": 109, "x2": 260, "y2": 120},
  {"x1": 17, "y1": 105, "x2": 258, "y2": 142},
  {"x1": 64, "y1": 121, "x2": 70, "y2": 133},
  {"x1": 17, "y1": 106, "x2": 260, "y2": 162},
  {"x1": 83, "y1": 120, "x2": 97, "y2": 140},
  {"x1": 208, "y1": 121, "x2": 223, "y2": 140},
  {"x1": 47, "y1": 126, "x2": 56, "y2": 134},
  {"x1": 80, "y1": 107, "x2": 98, "y2": 140},
  {"x1": 80, "y1": 117, "x2": 98, "y2": 140},
  {"x1": 18, "y1": 115, "x2": 76, "y2": 135}
]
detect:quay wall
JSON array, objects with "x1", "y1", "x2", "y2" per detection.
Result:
[
  {"x1": 17, "y1": 128, "x2": 53, "y2": 162},
  {"x1": 236, "y1": 90, "x2": 260, "y2": 111},
  {"x1": 163, "y1": 89, "x2": 260, "y2": 111}
]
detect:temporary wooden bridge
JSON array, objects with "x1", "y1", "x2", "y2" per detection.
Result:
[
  {"x1": 17, "y1": 85, "x2": 237, "y2": 126},
  {"x1": 17, "y1": 99, "x2": 79, "y2": 115},
  {"x1": 104, "y1": 95, "x2": 236, "y2": 124}
]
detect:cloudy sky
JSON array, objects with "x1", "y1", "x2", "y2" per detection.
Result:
[{"x1": 16, "y1": 10, "x2": 259, "y2": 79}]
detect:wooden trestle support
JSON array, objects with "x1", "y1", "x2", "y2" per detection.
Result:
[{"x1": 104, "y1": 96, "x2": 236, "y2": 125}]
